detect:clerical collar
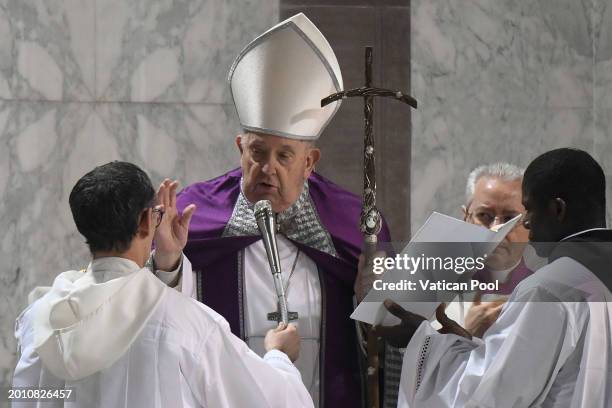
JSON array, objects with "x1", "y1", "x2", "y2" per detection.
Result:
[
  {"x1": 91, "y1": 256, "x2": 140, "y2": 269},
  {"x1": 89, "y1": 257, "x2": 142, "y2": 282},
  {"x1": 550, "y1": 228, "x2": 612, "y2": 292},
  {"x1": 237, "y1": 178, "x2": 310, "y2": 225},
  {"x1": 488, "y1": 258, "x2": 522, "y2": 283},
  {"x1": 560, "y1": 227, "x2": 609, "y2": 242},
  {"x1": 223, "y1": 178, "x2": 338, "y2": 257}
]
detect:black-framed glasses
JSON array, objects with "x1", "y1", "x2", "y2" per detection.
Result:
[{"x1": 152, "y1": 207, "x2": 164, "y2": 228}]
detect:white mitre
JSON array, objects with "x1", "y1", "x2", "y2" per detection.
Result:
[{"x1": 228, "y1": 13, "x2": 343, "y2": 141}]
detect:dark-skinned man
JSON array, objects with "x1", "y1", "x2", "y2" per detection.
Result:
[{"x1": 377, "y1": 148, "x2": 612, "y2": 407}]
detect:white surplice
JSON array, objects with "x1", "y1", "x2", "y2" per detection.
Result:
[
  {"x1": 397, "y1": 255, "x2": 612, "y2": 408},
  {"x1": 243, "y1": 235, "x2": 322, "y2": 406},
  {"x1": 12, "y1": 257, "x2": 314, "y2": 408}
]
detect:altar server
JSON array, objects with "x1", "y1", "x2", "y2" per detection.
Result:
[{"x1": 12, "y1": 161, "x2": 313, "y2": 408}]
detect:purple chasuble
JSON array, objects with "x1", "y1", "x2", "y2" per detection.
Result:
[{"x1": 176, "y1": 168, "x2": 391, "y2": 408}]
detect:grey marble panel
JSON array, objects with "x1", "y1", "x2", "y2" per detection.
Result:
[
  {"x1": 411, "y1": 0, "x2": 597, "y2": 233},
  {"x1": 594, "y1": 0, "x2": 612, "y2": 108},
  {"x1": 411, "y1": 103, "x2": 594, "y2": 231},
  {"x1": 520, "y1": 0, "x2": 593, "y2": 108},
  {"x1": 95, "y1": 102, "x2": 240, "y2": 186},
  {"x1": 0, "y1": 101, "x2": 94, "y2": 389},
  {"x1": 0, "y1": 99, "x2": 241, "y2": 388},
  {"x1": 411, "y1": 0, "x2": 528, "y2": 110},
  {"x1": 0, "y1": 0, "x2": 277, "y2": 394},
  {"x1": 2, "y1": 0, "x2": 96, "y2": 101},
  {"x1": 411, "y1": 0, "x2": 592, "y2": 111},
  {"x1": 96, "y1": 0, "x2": 279, "y2": 103},
  {"x1": 0, "y1": 3, "x2": 13, "y2": 100}
]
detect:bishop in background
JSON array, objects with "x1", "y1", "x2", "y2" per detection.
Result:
[{"x1": 152, "y1": 13, "x2": 390, "y2": 408}]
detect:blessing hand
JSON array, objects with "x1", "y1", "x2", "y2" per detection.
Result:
[{"x1": 153, "y1": 179, "x2": 196, "y2": 271}]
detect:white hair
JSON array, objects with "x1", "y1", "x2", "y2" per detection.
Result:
[{"x1": 465, "y1": 162, "x2": 525, "y2": 205}]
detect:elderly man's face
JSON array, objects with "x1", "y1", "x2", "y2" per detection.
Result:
[
  {"x1": 463, "y1": 176, "x2": 529, "y2": 270},
  {"x1": 237, "y1": 133, "x2": 320, "y2": 212}
]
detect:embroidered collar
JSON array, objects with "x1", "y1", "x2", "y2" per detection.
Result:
[{"x1": 223, "y1": 180, "x2": 337, "y2": 257}]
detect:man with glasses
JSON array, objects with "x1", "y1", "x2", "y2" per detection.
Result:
[
  {"x1": 12, "y1": 161, "x2": 313, "y2": 407},
  {"x1": 449, "y1": 163, "x2": 533, "y2": 338}
]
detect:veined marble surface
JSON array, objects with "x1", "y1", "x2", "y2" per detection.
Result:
[
  {"x1": 594, "y1": 0, "x2": 612, "y2": 228},
  {"x1": 0, "y1": 0, "x2": 277, "y2": 391},
  {"x1": 3, "y1": 0, "x2": 612, "y2": 395},
  {"x1": 411, "y1": 0, "x2": 612, "y2": 230},
  {"x1": 96, "y1": 0, "x2": 277, "y2": 103},
  {"x1": 0, "y1": 100, "x2": 242, "y2": 389}
]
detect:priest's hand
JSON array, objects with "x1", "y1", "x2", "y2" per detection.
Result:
[
  {"x1": 464, "y1": 293, "x2": 504, "y2": 338},
  {"x1": 265, "y1": 323, "x2": 300, "y2": 362},
  {"x1": 355, "y1": 251, "x2": 386, "y2": 302},
  {"x1": 436, "y1": 303, "x2": 472, "y2": 339},
  {"x1": 154, "y1": 179, "x2": 196, "y2": 271},
  {"x1": 373, "y1": 299, "x2": 426, "y2": 348}
]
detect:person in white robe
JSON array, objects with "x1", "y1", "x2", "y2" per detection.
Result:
[
  {"x1": 444, "y1": 162, "x2": 535, "y2": 338},
  {"x1": 375, "y1": 148, "x2": 612, "y2": 407},
  {"x1": 12, "y1": 161, "x2": 313, "y2": 408}
]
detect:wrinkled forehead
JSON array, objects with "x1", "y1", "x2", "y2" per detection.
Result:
[
  {"x1": 245, "y1": 132, "x2": 312, "y2": 150},
  {"x1": 471, "y1": 176, "x2": 524, "y2": 211}
]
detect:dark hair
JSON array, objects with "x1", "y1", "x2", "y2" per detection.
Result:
[
  {"x1": 69, "y1": 161, "x2": 155, "y2": 253},
  {"x1": 523, "y1": 148, "x2": 606, "y2": 222}
]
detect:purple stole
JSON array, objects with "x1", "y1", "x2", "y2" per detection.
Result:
[{"x1": 177, "y1": 168, "x2": 391, "y2": 408}]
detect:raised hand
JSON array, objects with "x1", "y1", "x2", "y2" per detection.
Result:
[
  {"x1": 436, "y1": 303, "x2": 473, "y2": 339},
  {"x1": 153, "y1": 179, "x2": 196, "y2": 271}
]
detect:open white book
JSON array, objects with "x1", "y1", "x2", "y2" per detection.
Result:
[{"x1": 350, "y1": 212, "x2": 522, "y2": 325}]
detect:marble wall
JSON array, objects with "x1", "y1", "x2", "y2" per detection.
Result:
[
  {"x1": 2, "y1": 0, "x2": 611, "y2": 397},
  {"x1": 410, "y1": 0, "x2": 612, "y2": 230},
  {"x1": 0, "y1": 0, "x2": 279, "y2": 392}
]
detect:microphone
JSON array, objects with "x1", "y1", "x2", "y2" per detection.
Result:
[{"x1": 254, "y1": 200, "x2": 290, "y2": 324}]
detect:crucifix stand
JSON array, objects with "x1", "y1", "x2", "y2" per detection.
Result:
[{"x1": 322, "y1": 46, "x2": 417, "y2": 408}]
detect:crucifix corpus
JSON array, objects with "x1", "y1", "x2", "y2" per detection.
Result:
[{"x1": 321, "y1": 46, "x2": 417, "y2": 408}]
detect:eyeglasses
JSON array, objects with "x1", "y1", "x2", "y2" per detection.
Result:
[
  {"x1": 151, "y1": 207, "x2": 164, "y2": 228},
  {"x1": 466, "y1": 210, "x2": 522, "y2": 228}
]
